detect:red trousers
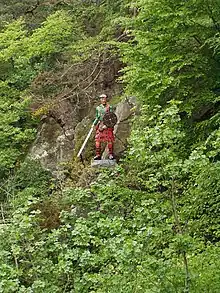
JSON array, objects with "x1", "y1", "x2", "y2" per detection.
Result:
[{"x1": 95, "y1": 127, "x2": 114, "y2": 156}]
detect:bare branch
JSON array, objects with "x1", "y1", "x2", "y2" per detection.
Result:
[{"x1": 25, "y1": 0, "x2": 40, "y2": 15}]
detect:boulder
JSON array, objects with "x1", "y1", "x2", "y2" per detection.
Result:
[{"x1": 29, "y1": 117, "x2": 74, "y2": 173}]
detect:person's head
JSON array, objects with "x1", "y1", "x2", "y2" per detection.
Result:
[{"x1": 99, "y1": 94, "x2": 108, "y2": 105}]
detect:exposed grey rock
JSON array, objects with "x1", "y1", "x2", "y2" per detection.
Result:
[{"x1": 30, "y1": 117, "x2": 74, "y2": 173}]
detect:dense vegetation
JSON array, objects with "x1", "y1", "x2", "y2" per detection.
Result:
[{"x1": 0, "y1": 0, "x2": 219, "y2": 292}]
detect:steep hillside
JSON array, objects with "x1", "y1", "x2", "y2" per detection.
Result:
[{"x1": 0, "y1": 1, "x2": 220, "y2": 292}]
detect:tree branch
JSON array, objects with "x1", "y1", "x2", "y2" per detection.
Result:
[{"x1": 25, "y1": 0, "x2": 40, "y2": 16}]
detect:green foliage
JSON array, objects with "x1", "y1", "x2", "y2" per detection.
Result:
[
  {"x1": 0, "y1": 0, "x2": 45, "y2": 26},
  {"x1": 0, "y1": 0, "x2": 220, "y2": 292},
  {"x1": 0, "y1": 10, "x2": 80, "y2": 63},
  {"x1": 119, "y1": 0, "x2": 220, "y2": 129},
  {"x1": 1, "y1": 102, "x2": 220, "y2": 292},
  {"x1": 0, "y1": 9, "x2": 84, "y2": 179},
  {"x1": 0, "y1": 159, "x2": 52, "y2": 204},
  {"x1": 12, "y1": 159, "x2": 52, "y2": 192},
  {"x1": 0, "y1": 81, "x2": 36, "y2": 179},
  {"x1": 26, "y1": 11, "x2": 79, "y2": 58}
]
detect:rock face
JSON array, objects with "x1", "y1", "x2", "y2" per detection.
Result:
[
  {"x1": 30, "y1": 117, "x2": 74, "y2": 172},
  {"x1": 29, "y1": 55, "x2": 125, "y2": 174},
  {"x1": 30, "y1": 97, "x2": 136, "y2": 174},
  {"x1": 102, "y1": 97, "x2": 136, "y2": 159}
]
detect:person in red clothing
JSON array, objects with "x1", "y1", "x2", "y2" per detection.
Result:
[{"x1": 93, "y1": 94, "x2": 115, "y2": 160}]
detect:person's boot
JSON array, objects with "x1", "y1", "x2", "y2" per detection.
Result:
[
  {"x1": 94, "y1": 155, "x2": 101, "y2": 160},
  {"x1": 108, "y1": 154, "x2": 115, "y2": 160},
  {"x1": 108, "y1": 143, "x2": 114, "y2": 160},
  {"x1": 94, "y1": 144, "x2": 101, "y2": 160}
]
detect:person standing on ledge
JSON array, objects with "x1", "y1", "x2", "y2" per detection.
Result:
[{"x1": 93, "y1": 94, "x2": 115, "y2": 160}]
